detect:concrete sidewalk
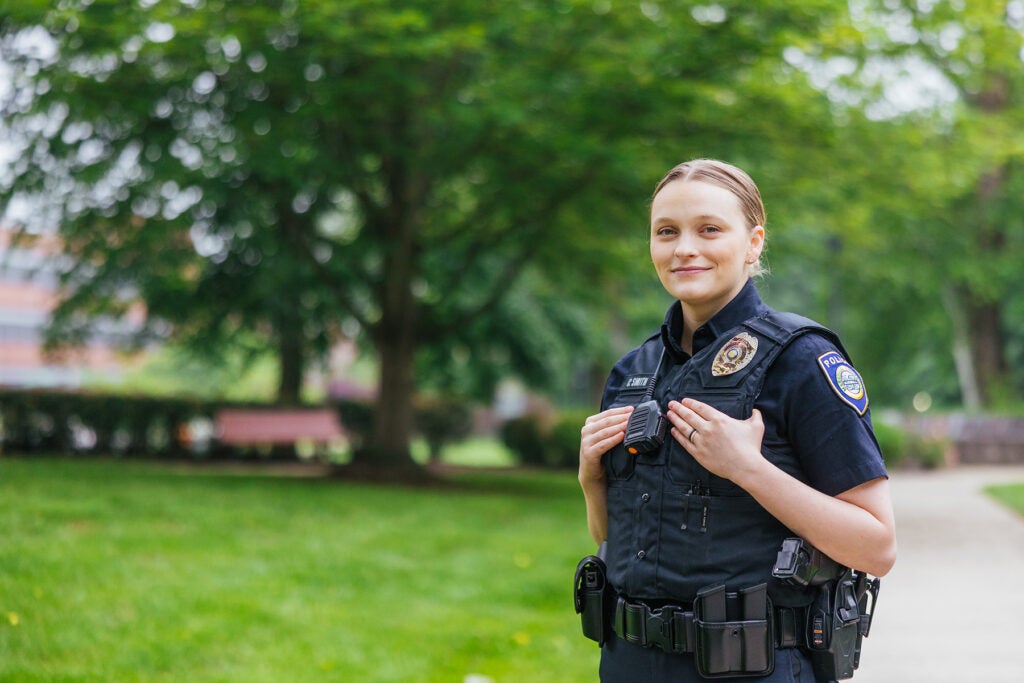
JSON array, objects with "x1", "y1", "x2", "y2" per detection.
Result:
[{"x1": 854, "y1": 465, "x2": 1024, "y2": 682}]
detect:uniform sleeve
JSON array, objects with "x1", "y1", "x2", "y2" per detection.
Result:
[{"x1": 771, "y1": 334, "x2": 888, "y2": 497}]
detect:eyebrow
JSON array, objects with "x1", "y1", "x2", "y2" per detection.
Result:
[{"x1": 651, "y1": 213, "x2": 730, "y2": 225}]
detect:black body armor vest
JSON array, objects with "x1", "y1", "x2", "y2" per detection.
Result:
[{"x1": 602, "y1": 311, "x2": 848, "y2": 607}]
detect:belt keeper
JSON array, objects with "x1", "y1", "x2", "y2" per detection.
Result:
[
  {"x1": 671, "y1": 609, "x2": 695, "y2": 653},
  {"x1": 617, "y1": 597, "x2": 646, "y2": 645},
  {"x1": 776, "y1": 606, "x2": 800, "y2": 648}
]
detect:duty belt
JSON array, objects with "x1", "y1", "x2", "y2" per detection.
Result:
[{"x1": 612, "y1": 596, "x2": 805, "y2": 654}]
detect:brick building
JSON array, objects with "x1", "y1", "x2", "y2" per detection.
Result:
[{"x1": 0, "y1": 227, "x2": 135, "y2": 388}]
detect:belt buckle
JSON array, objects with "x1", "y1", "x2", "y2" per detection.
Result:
[{"x1": 645, "y1": 605, "x2": 682, "y2": 653}]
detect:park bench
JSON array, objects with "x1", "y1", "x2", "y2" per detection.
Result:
[
  {"x1": 215, "y1": 407, "x2": 346, "y2": 451},
  {"x1": 900, "y1": 414, "x2": 1024, "y2": 465}
]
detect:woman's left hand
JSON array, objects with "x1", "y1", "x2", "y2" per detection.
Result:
[{"x1": 666, "y1": 398, "x2": 767, "y2": 484}]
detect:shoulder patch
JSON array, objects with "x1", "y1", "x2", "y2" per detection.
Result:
[{"x1": 817, "y1": 351, "x2": 869, "y2": 415}]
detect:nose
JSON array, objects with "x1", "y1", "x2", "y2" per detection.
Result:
[{"x1": 673, "y1": 231, "x2": 698, "y2": 258}]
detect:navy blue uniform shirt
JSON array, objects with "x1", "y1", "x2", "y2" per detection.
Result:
[{"x1": 601, "y1": 280, "x2": 887, "y2": 497}]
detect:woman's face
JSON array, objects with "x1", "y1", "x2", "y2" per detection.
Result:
[{"x1": 649, "y1": 179, "x2": 764, "y2": 323}]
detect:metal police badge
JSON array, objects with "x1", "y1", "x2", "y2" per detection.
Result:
[
  {"x1": 712, "y1": 332, "x2": 759, "y2": 376},
  {"x1": 817, "y1": 350, "x2": 869, "y2": 415}
]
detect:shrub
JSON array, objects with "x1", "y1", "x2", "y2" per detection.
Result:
[
  {"x1": 546, "y1": 409, "x2": 592, "y2": 469},
  {"x1": 500, "y1": 415, "x2": 549, "y2": 467},
  {"x1": 875, "y1": 421, "x2": 946, "y2": 469},
  {"x1": 332, "y1": 398, "x2": 374, "y2": 451},
  {"x1": 500, "y1": 408, "x2": 591, "y2": 470},
  {"x1": 415, "y1": 395, "x2": 474, "y2": 463}
]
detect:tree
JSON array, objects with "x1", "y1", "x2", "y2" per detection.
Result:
[
  {"x1": 845, "y1": 0, "x2": 1024, "y2": 409},
  {"x1": 1, "y1": 0, "x2": 860, "y2": 470}
]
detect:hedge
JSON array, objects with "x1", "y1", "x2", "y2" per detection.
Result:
[{"x1": 0, "y1": 389, "x2": 478, "y2": 463}]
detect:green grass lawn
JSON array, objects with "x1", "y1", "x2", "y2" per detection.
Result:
[
  {"x1": 986, "y1": 482, "x2": 1024, "y2": 518},
  {"x1": 0, "y1": 457, "x2": 600, "y2": 682}
]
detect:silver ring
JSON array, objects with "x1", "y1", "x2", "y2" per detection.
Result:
[{"x1": 688, "y1": 428, "x2": 697, "y2": 442}]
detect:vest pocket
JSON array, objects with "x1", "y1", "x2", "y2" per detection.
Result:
[
  {"x1": 677, "y1": 389, "x2": 751, "y2": 421},
  {"x1": 604, "y1": 443, "x2": 635, "y2": 481}
]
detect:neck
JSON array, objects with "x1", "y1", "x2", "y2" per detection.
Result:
[
  {"x1": 677, "y1": 279, "x2": 752, "y2": 352},
  {"x1": 679, "y1": 306, "x2": 709, "y2": 356}
]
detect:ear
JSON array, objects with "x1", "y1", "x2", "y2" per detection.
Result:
[{"x1": 746, "y1": 225, "x2": 765, "y2": 264}]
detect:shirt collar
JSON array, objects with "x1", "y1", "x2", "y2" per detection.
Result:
[{"x1": 661, "y1": 279, "x2": 769, "y2": 360}]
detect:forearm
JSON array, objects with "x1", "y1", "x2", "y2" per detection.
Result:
[
  {"x1": 578, "y1": 406, "x2": 632, "y2": 547},
  {"x1": 580, "y1": 477, "x2": 609, "y2": 546},
  {"x1": 735, "y1": 460, "x2": 896, "y2": 576}
]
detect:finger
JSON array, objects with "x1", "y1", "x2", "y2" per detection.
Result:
[
  {"x1": 584, "y1": 406, "x2": 633, "y2": 429},
  {"x1": 669, "y1": 425, "x2": 699, "y2": 449},
  {"x1": 664, "y1": 406, "x2": 689, "y2": 431},
  {"x1": 590, "y1": 432, "x2": 626, "y2": 453},
  {"x1": 669, "y1": 400, "x2": 707, "y2": 428},
  {"x1": 679, "y1": 397, "x2": 714, "y2": 420},
  {"x1": 587, "y1": 405, "x2": 634, "y2": 421},
  {"x1": 587, "y1": 421, "x2": 630, "y2": 444},
  {"x1": 583, "y1": 414, "x2": 633, "y2": 441}
]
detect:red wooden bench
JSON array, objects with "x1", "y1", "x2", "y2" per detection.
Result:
[{"x1": 215, "y1": 408, "x2": 346, "y2": 448}]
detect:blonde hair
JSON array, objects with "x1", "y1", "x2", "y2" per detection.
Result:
[{"x1": 652, "y1": 158, "x2": 768, "y2": 277}]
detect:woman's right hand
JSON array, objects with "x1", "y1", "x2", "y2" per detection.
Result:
[{"x1": 578, "y1": 406, "x2": 634, "y2": 486}]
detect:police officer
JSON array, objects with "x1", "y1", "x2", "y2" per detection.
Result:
[{"x1": 578, "y1": 159, "x2": 896, "y2": 681}]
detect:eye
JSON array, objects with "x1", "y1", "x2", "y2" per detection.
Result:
[
  {"x1": 654, "y1": 225, "x2": 677, "y2": 237},
  {"x1": 700, "y1": 224, "x2": 722, "y2": 234}
]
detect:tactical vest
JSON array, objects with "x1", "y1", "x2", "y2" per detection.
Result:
[{"x1": 603, "y1": 311, "x2": 848, "y2": 607}]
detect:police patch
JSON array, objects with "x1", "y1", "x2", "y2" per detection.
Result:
[
  {"x1": 817, "y1": 351, "x2": 868, "y2": 415},
  {"x1": 712, "y1": 332, "x2": 759, "y2": 376}
]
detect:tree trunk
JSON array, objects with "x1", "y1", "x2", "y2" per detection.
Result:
[
  {"x1": 966, "y1": 298, "x2": 1007, "y2": 406},
  {"x1": 365, "y1": 323, "x2": 418, "y2": 468},
  {"x1": 942, "y1": 286, "x2": 982, "y2": 411},
  {"x1": 276, "y1": 311, "x2": 305, "y2": 406},
  {"x1": 965, "y1": 160, "x2": 1010, "y2": 407},
  {"x1": 269, "y1": 314, "x2": 305, "y2": 460},
  {"x1": 355, "y1": 169, "x2": 422, "y2": 471},
  {"x1": 348, "y1": 100, "x2": 432, "y2": 473}
]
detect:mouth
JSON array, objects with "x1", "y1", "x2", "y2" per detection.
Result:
[{"x1": 671, "y1": 266, "x2": 709, "y2": 275}]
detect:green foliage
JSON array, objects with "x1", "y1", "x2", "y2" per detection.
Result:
[
  {"x1": 413, "y1": 394, "x2": 474, "y2": 462},
  {"x1": 764, "y1": 0, "x2": 1024, "y2": 408},
  {"x1": 499, "y1": 408, "x2": 591, "y2": 469},
  {"x1": 0, "y1": 0, "x2": 867, "y2": 466},
  {"x1": 0, "y1": 458, "x2": 596, "y2": 682},
  {"x1": 499, "y1": 415, "x2": 549, "y2": 468},
  {"x1": 331, "y1": 398, "x2": 374, "y2": 453},
  {"x1": 873, "y1": 421, "x2": 947, "y2": 470},
  {"x1": 11, "y1": 0, "x2": 1024, "y2": 454},
  {"x1": 0, "y1": 388, "x2": 212, "y2": 456},
  {"x1": 104, "y1": 343, "x2": 279, "y2": 402},
  {"x1": 547, "y1": 408, "x2": 594, "y2": 469}
]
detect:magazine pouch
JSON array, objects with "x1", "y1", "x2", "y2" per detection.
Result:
[{"x1": 694, "y1": 583, "x2": 774, "y2": 678}]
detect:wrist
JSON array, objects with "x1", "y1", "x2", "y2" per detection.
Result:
[
  {"x1": 579, "y1": 468, "x2": 606, "y2": 492},
  {"x1": 730, "y1": 448, "x2": 771, "y2": 489}
]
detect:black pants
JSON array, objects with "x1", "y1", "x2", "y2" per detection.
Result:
[{"x1": 599, "y1": 635, "x2": 824, "y2": 683}]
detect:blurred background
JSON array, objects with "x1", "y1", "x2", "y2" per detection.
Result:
[{"x1": 1, "y1": 1, "x2": 1023, "y2": 681}]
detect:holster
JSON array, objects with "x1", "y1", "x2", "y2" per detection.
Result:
[
  {"x1": 773, "y1": 537, "x2": 881, "y2": 680},
  {"x1": 805, "y1": 569, "x2": 881, "y2": 680},
  {"x1": 574, "y1": 544, "x2": 613, "y2": 645}
]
